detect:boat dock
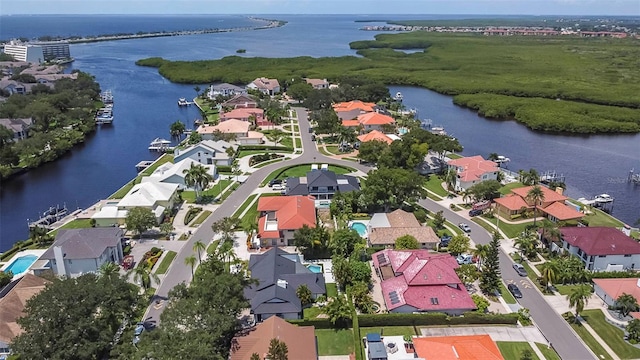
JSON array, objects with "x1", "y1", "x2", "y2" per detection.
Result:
[
  {"x1": 539, "y1": 170, "x2": 565, "y2": 184},
  {"x1": 177, "y1": 97, "x2": 193, "y2": 106},
  {"x1": 101, "y1": 90, "x2": 113, "y2": 104},
  {"x1": 28, "y1": 205, "x2": 72, "y2": 230},
  {"x1": 135, "y1": 160, "x2": 155, "y2": 172},
  {"x1": 95, "y1": 107, "x2": 114, "y2": 124},
  {"x1": 148, "y1": 138, "x2": 173, "y2": 152}
]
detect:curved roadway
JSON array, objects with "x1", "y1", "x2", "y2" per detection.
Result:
[{"x1": 145, "y1": 107, "x2": 595, "y2": 360}]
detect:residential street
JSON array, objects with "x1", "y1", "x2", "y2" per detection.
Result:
[{"x1": 145, "y1": 106, "x2": 595, "y2": 360}]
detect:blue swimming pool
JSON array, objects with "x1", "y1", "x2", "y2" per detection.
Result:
[
  {"x1": 350, "y1": 222, "x2": 368, "y2": 237},
  {"x1": 307, "y1": 264, "x2": 323, "y2": 274},
  {"x1": 4, "y1": 254, "x2": 38, "y2": 275}
]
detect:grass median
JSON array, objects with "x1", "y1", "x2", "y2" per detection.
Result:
[{"x1": 154, "y1": 251, "x2": 177, "y2": 274}]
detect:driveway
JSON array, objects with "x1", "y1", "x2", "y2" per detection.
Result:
[{"x1": 420, "y1": 326, "x2": 547, "y2": 343}]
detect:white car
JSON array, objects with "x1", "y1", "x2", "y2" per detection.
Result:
[
  {"x1": 271, "y1": 184, "x2": 285, "y2": 191},
  {"x1": 458, "y1": 223, "x2": 471, "y2": 233},
  {"x1": 456, "y1": 254, "x2": 474, "y2": 265}
]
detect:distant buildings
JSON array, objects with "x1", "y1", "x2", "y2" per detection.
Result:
[
  {"x1": 333, "y1": 100, "x2": 377, "y2": 121},
  {"x1": 2, "y1": 41, "x2": 71, "y2": 63},
  {"x1": 208, "y1": 83, "x2": 246, "y2": 99},
  {"x1": 247, "y1": 77, "x2": 280, "y2": 96},
  {"x1": 305, "y1": 78, "x2": 329, "y2": 90},
  {"x1": 0, "y1": 118, "x2": 33, "y2": 141}
]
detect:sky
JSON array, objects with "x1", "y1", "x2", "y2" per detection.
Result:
[{"x1": 1, "y1": 0, "x2": 639, "y2": 16}]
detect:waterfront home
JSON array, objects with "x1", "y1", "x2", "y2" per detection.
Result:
[
  {"x1": 221, "y1": 94, "x2": 258, "y2": 109},
  {"x1": 141, "y1": 158, "x2": 216, "y2": 190},
  {"x1": 304, "y1": 78, "x2": 329, "y2": 89},
  {"x1": 368, "y1": 209, "x2": 440, "y2": 249},
  {"x1": 284, "y1": 169, "x2": 360, "y2": 208},
  {"x1": 494, "y1": 185, "x2": 584, "y2": 222},
  {"x1": 446, "y1": 155, "x2": 499, "y2": 191},
  {"x1": 0, "y1": 274, "x2": 49, "y2": 356},
  {"x1": 219, "y1": 108, "x2": 264, "y2": 124},
  {"x1": 196, "y1": 120, "x2": 264, "y2": 145},
  {"x1": 229, "y1": 315, "x2": 317, "y2": 360},
  {"x1": 245, "y1": 248, "x2": 325, "y2": 322},
  {"x1": 256, "y1": 196, "x2": 316, "y2": 247},
  {"x1": 247, "y1": 77, "x2": 280, "y2": 96},
  {"x1": 207, "y1": 82, "x2": 246, "y2": 99},
  {"x1": 413, "y1": 334, "x2": 505, "y2": 360},
  {"x1": 117, "y1": 182, "x2": 179, "y2": 221},
  {"x1": 593, "y1": 278, "x2": 640, "y2": 309},
  {"x1": 557, "y1": 226, "x2": 640, "y2": 271},
  {"x1": 36, "y1": 228, "x2": 124, "y2": 278},
  {"x1": 173, "y1": 140, "x2": 238, "y2": 166},
  {"x1": 372, "y1": 249, "x2": 475, "y2": 315},
  {"x1": 357, "y1": 129, "x2": 398, "y2": 145},
  {"x1": 342, "y1": 112, "x2": 395, "y2": 133},
  {"x1": 0, "y1": 117, "x2": 33, "y2": 141},
  {"x1": 333, "y1": 100, "x2": 376, "y2": 121}
]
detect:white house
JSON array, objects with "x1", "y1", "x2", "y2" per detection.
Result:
[
  {"x1": 559, "y1": 227, "x2": 640, "y2": 271},
  {"x1": 593, "y1": 278, "x2": 640, "y2": 307},
  {"x1": 37, "y1": 228, "x2": 124, "y2": 278},
  {"x1": 141, "y1": 158, "x2": 216, "y2": 190},
  {"x1": 305, "y1": 78, "x2": 329, "y2": 89},
  {"x1": 173, "y1": 140, "x2": 238, "y2": 166},
  {"x1": 247, "y1": 77, "x2": 280, "y2": 96},
  {"x1": 447, "y1": 155, "x2": 499, "y2": 191},
  {"x1": 207, "y1": 83, "x2": 246, "y2": 99}
]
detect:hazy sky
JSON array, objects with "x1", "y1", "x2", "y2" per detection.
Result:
[{"x1": 2, "y1": 0, "x2": 639, "y2": 16}]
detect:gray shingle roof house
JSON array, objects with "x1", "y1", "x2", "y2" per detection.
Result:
[
  {"x1": 38, "y1": 228, "x2": 124, "y2": 278},
  {"x1": 285, "y1": 169, "x2": 360, "y2": 208},
  {"x1": 245, "y1": 248, "x2": 325, "y2": 322},
  {"x1": 0, "y1": 118, "x2": 33, "y2": 141}
]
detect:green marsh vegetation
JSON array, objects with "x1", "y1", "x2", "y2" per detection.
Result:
[{"x1": 137, "y1": 32, "x2": 640, "y2": 134}]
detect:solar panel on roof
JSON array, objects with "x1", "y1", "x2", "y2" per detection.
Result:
[{"x1": 377, "y1": 253, "x2": 387, "y2": 264}]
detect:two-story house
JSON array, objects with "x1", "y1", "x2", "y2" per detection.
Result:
[
  {"x1": 196, "y1": 120, "x2": 264, "y2": 145},
  {"x1": 342, "y1": 112, "x2": 395, "y2": 133},
  {"x1": 207, "y1": 83, "x2": 246, "y2": 99},
  {"x1": 247, "y1": 77, "x2": 280, "y2": 96},
  {"x1": 0, "y1": 118, "x2": 33, "y2": 141},
  {"x1": 173, "y1": 140, "x2": 238, "y2": 166},
  {"x1": 446, "y1": 155, "x2": 499, "y2": 191},
  {"x1": 494, "y1": 185, "x2": 584, "y2": 222},
  {"x1": 256, "y1": 196, "x2": 316, "y2": 247},
  {"x1": 558, "y1": 226, "x2": 640, "y2": 271},
  {"x1": 285, "y1": 169, "x2": 360, "y2": 208},
  {"x1": 333, "y1": 100, "x2": 376, "y2": 121}
]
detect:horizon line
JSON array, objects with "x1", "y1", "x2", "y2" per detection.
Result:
[{"x1": 2, "y1": 13, "x2": 639, "y2": 17}]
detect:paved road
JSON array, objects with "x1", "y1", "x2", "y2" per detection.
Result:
[
  {"x1": 418, "y1": 199, "x2": 596, "y2": 360},
  {"x1": 144, "y1": 108, "x2": 370, "y2": 323}
]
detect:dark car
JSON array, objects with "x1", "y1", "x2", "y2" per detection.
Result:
[
  {"x1": 268, "y1": 179, "x2": 282, "y2": 187},
  {"x1": 440, "y1": 235, "x2": 452, "y2": 247},
  {"x1": 508, "y1": 284, "x2": 523, "y2": 298},
  {"x1": 469, "y1": 208, "x2": 483, "y2": 217},
  {"x1": 513, "y1": 263, "x2": 528, "y2": 277}
]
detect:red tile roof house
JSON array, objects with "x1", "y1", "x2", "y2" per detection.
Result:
[
  {"x1": 247, "y1": 77, "x2": 281, "y2": 96},
  {"x1": 357, "y1": 129, "x2": 396, "y2": 145},
  {"x1": 593, "y1": 278, "x2": 640, "y2": 309},
  {"x1": 219, "y1": 107, "x2": 265, "y2": 123},
  {"x1": 494, "y1": 185, "x2": 584, "y2": 223},
  {"x1": 372, "y1": 249, "x2": 476, "y2": 315},
  {"x1": 558, "y1": 226, "x2": 640, "y2": 271},
  {"x1": 256, "y1": 196, "x2": 317, "y2": 247},
  {"x1": 333, "y1": 100, "x2": 377, "y2": 121},
  {"x1": 446, "y1": 155, "x2": 499, "y2": 191},
  {"x1": 343, "y1": 112, "x2": 395, "y2": 133}
]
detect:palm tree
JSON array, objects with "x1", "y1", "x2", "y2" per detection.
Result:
[
  {"x1": 566, "y1": 284, "x2": 592, "y2": 321},
  {"x1": 193, "y1": 85, "x2": 201, "y2": 99},
  {"x1": 540, "y1": 260, "x2": 559, "y2": 293},
  {"x1": 443, "y1": 167, "x2": 457, "y2": 192},
  {"x1": 159, "y1": 222, "x2": 174, "y2": 238},
  {"x1": 488, "y1": 153, "x2": 499, "y2": 161},
  {"x1": 193, "y1": 239, "x2": 206, "y2": 262},
  {"x1": 265, "y1": 128, "x2": 286, "y2": 147},
  {"x1": 296, "y1": 284, "x2": 313, "y2": 306},
  {"x1": 169, "y1": 120, "x2": 186, "y2": 138},
  {"x1": 615, "y1": 293, "x2": 639, "y2": 318},
  {"x1": 249, "y1": 354, "x2": 261, "y2": 360},
  {"x1": 526, "y1": 185, "x2": 545, "y2": 226},
  {"x1": 266, "y1": 338, "x2": 289, "y2": 360},
  {"x1": 185, "y1": 255, "x2": 197, "y2": 279},
  {"x1": 98, "y1": 261, "x2": 120, "y2": 280},
  {"x1": 514, "y1": 229, "x2": 539, "y2": 260},
  {"x1": 183, "y1": 163, "x2": 213, "y2": 200},
  {"x1": 337, "y1": 126, "x2": 356, "y2": 148},
  {"x1": 472, "y1": 244, "x2": 490, "y2": 270},
  {"x1": 324, "y1": 295, "x2": 353, "y2": 327},
  {"x1": 540, "y1": 220, "x2": 561, "y2": 249},
  {"x1": 128, "y1": 266, "x2": 160, "y2": 291}
]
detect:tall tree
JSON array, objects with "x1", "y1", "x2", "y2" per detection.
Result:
[
  {"x1": 250, "y1": 354, "x2": 261, "y2": 360},
  {"x1": 361, "y1": 167, "x2": 427, "y2": 212},
  {"x1": 357, "y1": 139, "x2": 389, "y2": 164},
  {"x1": 526, "y1": 185, "x2": 545, "y2": 226},
  {"x1": 324, "y1": 294, "x2": 352, "y2": 328},
  {"x1": 566, "y1": 284, "x2": 592, "y2": 321},
  {"x1": 128, "y1": 266, "x2": 160, "y2": 291},
  {"x1": 472, "y1": 244, "x2": 491, "y2": 270},
  {"x1": 169, "y1": 120, "x2": 186, "y2": 137},
  {"x1": 296, "y1": 284, "x2": 313, "y2": 306},
  {"x1": 267, "y1": 338, "x2": 289, "y2": 360},
  {"x1": 331, "y1": 228, "x2": 363, "y2": 257},
  {"x1": 539, "y1": 260, "x2": 559, "y2": 293},
  {"x1": 311, "y1": 108, "x2": 340, "y2": 136},
  {"x1": 514, "y1": 229, "x2": 539, "y2": 260},
  {"x1": 98, "y1": 261, "x2": 120, "y2": 280},
  {"x1": 448, "y1": 234, "x2": 470, "y2": 256},
  {"x1": 626, "y1": 319, "x2": 640, "y2": 342},
  {"x1": 185, "y1": 255, "x2": 197, "y2": 279},
  {"x1": 615, "y1": 293, "x2": 639, "y2": 318},
  {"x1": 183, "y1": 162, "x2": 213, "y2": 200},
  {"x1": 265, "y1": 129, "x2": 286, "y2": 147},
  {"x1": 126, "y1": 206, "x2": 156, "y2": 236},
  {"x1": 395, "y1": 234, "x2": 420, "y2": 249},
  {"x1": 479, "y1": 232, "x2": 501, "y2": 295},
  {"x1": 193, "y1": 239, "x2": 206, "y2": 262}
]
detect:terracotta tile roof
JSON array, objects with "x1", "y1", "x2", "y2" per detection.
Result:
[
  {"x1": 560, "y1": 227, "x2": 640, "y2": 256},
  {"x1": 387, "y1": 209, "x2": 421, "y2": 227},
  {"x1": 593, "y1": 278, "x2": 640, "y2": 303},
  {"x1": 356, "y1": 112, "x2": 395, "y2": 126},
  {"x1": 209, "y1": 119, "x2": 250, "y2": 134},
  {"x1": 369, "y1": 226, "x2": 440, "y2": 246},
  {"x1": 333, "y1": 100, "x2": 376, "y2": 113},
  {"x1": 342, "y1": 119, "x2": 360, "y2": 127},
  {"x1": 230, "y1": 316, "x2": 317, "y2": 360},
  {"x1": 251, "y1": 77, "x2": 280, "y2": 91},
  {"x1": 357, "y1": 130, "x2": 393, "y2": 144},
  {"x1": 447, "y1": 155, "x2": 498, "y2": 182},
  {"x1": 413, "y1": 335, "x2": 504, "y2": 360},
  {"x1": 541, "y1": 202, "x2": 584, "y2": 221},
  {"x1": 0, "y1": 274, "x2": 49, "y2": 344},
  {"x1": 631, "y1": 312, "x2": 640, "y2": 320},
  {"x1": 257, "y1": 196, "x2": 316, "y2": 238},
  {"x1": 494, "y1": 194, "x2": 530, "y2": 211},
  {"x1": 221, "y1": 108, "x2": 264, "y2": 121},
  {"x1": 511, "y1": 185, "x2": 567, "y2": 203}
]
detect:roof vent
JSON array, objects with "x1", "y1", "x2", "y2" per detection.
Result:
[{"x1": 277, "y1": 279, "x2": 287, "y2": 289}]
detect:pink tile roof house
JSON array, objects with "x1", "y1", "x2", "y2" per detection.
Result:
[
  {"x1": 247, "y1": 77, "x2": 281, "y2": 96},
  {"x1": 219, "y1": 108, "x2": 264, "y2": 122},
  {"x1": 494, "y1": 185, "x2": 584, "y2": 222},
  {"x1": 447, "y1": 155, "x2": 499, "y2": 191},
  {"x1": 372, "y1": 249, "x2": 475, "y2": 314}
]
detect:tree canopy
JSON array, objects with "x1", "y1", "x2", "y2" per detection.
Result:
[
  {"x1": 126, "y1": 206, "x2": 157, "y2": 235},
  {"x1": 361, "y1": 167, "x2": 427, "y2": 212},
  {"x1": 395, "y1": 234, "x2": 420, "y2": 249}
]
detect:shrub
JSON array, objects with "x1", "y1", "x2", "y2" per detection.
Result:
[
  {"x1": 510, "y1": 214, "x2": 522, "y2": 220},
  {"x1": 413, "y1": 208, "x2": 428, "y2": 224},
  {"x1": 249, "y1": 153, "x2": 284, "y2": 166},
  {"x1": 150, "y1": 247, "x2": 162, "y2": 255},
  {"x1": 352, "y1": 213, "x2": 370, "y2": 219},
  {"x1": 184, "y1": 207, "x2": 203, "y2": 225},
  {"x1": 238, "y1": 145, "x2": 293, "y2": 152},
  {"x1": 592, "y1": 270, "x2": 640, "y2": 279},
  {"x1": 217, "y1": 165, "x2": 232, "y2": 173},
  {"x1": 287, "y1": 318, "x2": 333, "y2": 329},
  {"x1": 123, "y1": 245, "x2": 131, "y2": 255}
]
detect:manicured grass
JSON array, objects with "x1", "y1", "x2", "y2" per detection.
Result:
[
  {"x1": 581, "y1": 309, "x2": 640, "y2": 359},
  {"x1": 326, "y1": 283, "x2": 338, "y2": 297},
  {"x1": 58, "y1": 219, "x2": 93, "y2": 229},
  {"x1": 261, "y1": 163, "x2": 356, "y2": 186},
  {"x1": 496, "y1": 342, "x2": 540, "y2": 360},
  {"x1": 325, "y1": 145, "x2": 342, "y2": 155},
  {"x1": 361, "y1": 326, "x2": 416, "y2": 336},
  {"x1": 318, "y1": 146, "x2": 334, "y2": 156},
  {"x1": 315, "y1": 329, "x2": 354, "y2": 355},
  {"x1": 220, "y1": 181, "x2": 240, "y2": 201},
  {"x1": 140, "y1": 154, "x2": 174, "y2": 176},
  {"x1": 499, "y1": 281, "x2": 517, "y2": 304},
  {"x1": 207, "y1": 239, "x2": 221, "y2": 254},
  {"x1": 555, "y1": 284, "x2": 585, "y2": 296},
  {"x1": 568, "y1": 320, "x2": 614, "y2": 360},
  {"x1": 190, "y1": 210, "x2": 211, "y2": 227},
  {"x1": 232, "y1": 194, "x2": 258, "y2": 218},
  {"x1": 472, "y1": 217, "x2": 497, "y2": 234},
  {"x1": 303, "y1": 306, "x2": 323, "y2": 320},
  {"x1": 582, "y1": 207, "x2": 626, "y2": 228},
  {"x1": 154, "y1": 251, "x2": 177, "y2": 274},
  {"x1": 295, "y1": 137, "x2": 302, "y2": 148},
  {"x1": 499, "y1": 182, "x2": 525, "y2": 195},
  {"x1": 181, "y1": 180, "x2": 231, "y2": 203},
  {"x1": 424, "y1": 175, "x2": 449, "y2": 197},
  {"x1": 109, "y1": 177, "x2": 141, "y2": 199},
  {"x1": 237, "y1": 149, "x2": 288, "y2": 158},
  {"x1": 535, "y1": 343, "x2": 561, "y2": 360},
  {"x1": 253, "y1": 157, "x2": 286, "y2": 168},
  {"x1": 447, "y1": 153, "x2": 462, "y2": 159}
]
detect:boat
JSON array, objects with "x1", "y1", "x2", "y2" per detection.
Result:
[
  {"x1": 177, "y1": 97, "x2": 192, "y2": 106},
  {"x1": 594, "y1": 194, "x2": 614, "y2": 203},
  {"x1": 430, "y1": 126, "x2": 447, "y2": 136},
  {"x1": 101, "y1": 90, "x2": 113, "y2": 104},
  {"x1": 393, "y1": 92, "x2": 403, "y2": 102},
  {"x1": 29, "y1": 204, "x2": 69, "y2": 229},
  {"x1": 148, "y1": 138, "x2": 172, "y2": 151},
  {"x1": 95, "y1": 107, "x2": 114, "y2": 124},
  {"x1": 494, "y1": 155, "x2": 511, "y2": 164}
]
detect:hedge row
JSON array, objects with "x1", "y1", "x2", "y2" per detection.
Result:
[
  {"x1": 591, "y1": 271, "x2": 640, "y2": 279},
  {"x1": 238, "y1": 145, "x2": 293, "y2": 152},
  {"x1": 217, "y1": 165, "x2": 232, "y2": 173}
]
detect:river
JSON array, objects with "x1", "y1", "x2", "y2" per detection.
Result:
[{"x1": 1, "y1": 14, "x2": 638, "y2": 252}]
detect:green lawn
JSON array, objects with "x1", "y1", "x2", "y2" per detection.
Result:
[
  {"x1": 326, "y1": 283, "x2": 338, "y2": 297},
  {"x1": 295, "y1": 138, "x2": 302, "y2": 148},
  {"x1": 496, "y1": 342, "x2": 540, "y2": 360},
  {"x1": 58, "y1": 219, "x2": 93, "y2": 229},
  {"x1": 181, "y1": 180, "x2": 231, "y2": 203},
  {"x1": 207, "y1": 239, "x2": 221, "y2": 254},
  {"x1": 154, "y1": 251, "x2": 177, "y2": 274},
  {"x1": 424, "y1": 175, "x2": 448, "y2": 197},
  {"x1": 569, "y1": 320, "x2": 614, "y2": 360},
  {"x1": 303, "y1": 306, "x2": 324, "y2": 320},
  {"x1": 447, "y1": 153, "x2": 462, "y2": 159},
  {"x1": 554, "y1": 284, "x2": 584, "y2": 296},
  {"x1": 253, "y1": 157, "x2": 286, "y2": 168},
  {"x1": 190, "y1": 210, "x2": 211, "y2": 227},
  {"x1": 535, "y1": 343, "x2": 561, "y2": 360},
  {"x1": 233, "y1": 194, "x2": 258, "y2": 218},
  {"x1": 220, "y1": 182, "x2": 240, "y2": 201},
  {"x1": 581, "y1": 309, "x2": 640, "y2": 359},
  {"x1": 109, "y1": 177, "x2": 141, "y2": 199},
  {"x1": 499, "y1": 281, "x2": 517, "y2": 304},
  {"x1": 237, "y1": 149, "x2": 288, "y2": 158},
  {"x1": 316, "y1": 329, "x2": 354, "y2": 355},
  {"x1": 582, "y1": 207, "x2": 626, "y2": 228},
  {"x1": 499, "y1": 182, "x2": 525, "y2": 195},
  {"x1": 140, "y1": 154, "x2": 174, "y2": 176},
  {"x1": 361, "y1": 326, "x2": 416, "y2": 336}
]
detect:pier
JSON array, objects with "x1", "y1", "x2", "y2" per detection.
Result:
[
  {"x1": 135, "y1": 160, "x2": 155, "y2": 172},
  {"x1": 539, "y1": 170, "x2": 565, "y2": 184}
]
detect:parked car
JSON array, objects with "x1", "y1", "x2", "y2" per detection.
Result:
[
  {"x1": 134, "y1": 322, "x2": 145, "y2": 336},
  {"x1": 468, "y1": 208, "x2": 483, "y2": 217},
  {"x1": 508, "y1": 284, "x2": 523, "y2": 298},
  {"x1": 456, "y1": 254, "x2": 474, "y2": 265},
  {"x1": 272, "y1": 184, "x2": 285, "y2": 191},
  {"x1": 311, "y1": 134, "x2": 316, "y2": 141},
  {"x1": 513, "y1": 263, "x2": 528, "y2": 277},
  {"x1": 268, "y1": 179, "x2": 282, "y2": 187},
  {"x1": 458, "y1": 223, "x2": 471, "y2": 233},
  {"x1": 440, "y1": 235, "x2": 452, "y2": 247}
]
